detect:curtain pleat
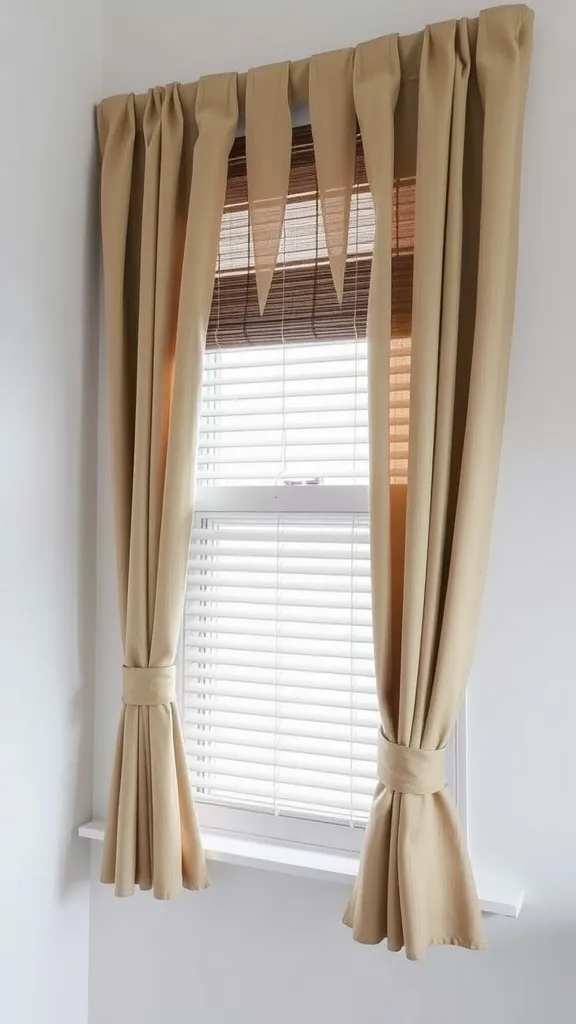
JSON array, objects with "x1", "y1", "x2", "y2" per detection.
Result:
[
  {"x1": 99, "y1": 95, "x2": 137, "y2": 636},
  {"x1": 245, "y1": 63, "x2": 292, "y2": 314},
  {"x1": 309, "y1": 48, "x2": 357, "y2": 303},
  {"x1": 410, "y1": 19, "x2": 470, "y2": 744},
  {"x1": 344, "y1": 6, "x2": 533, "y2": 959},
  {"x1": 399, "y1": 21, "x2": 458, "y2": 730},
  {"x1": 351, "y1": 31, "x2": 401, "y2": 746},
  {"x1": 98, "y1": 74, "x2": 238, "y2": 898},
  {"x1": 153, "y1": 73, "x2": 239, "y2": 665},
  {"x1": 343, "y1": 27, "x2": 402, "y2": 945}
]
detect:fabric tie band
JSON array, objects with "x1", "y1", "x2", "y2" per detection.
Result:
[
  {"x1": 377, "y1": 730, "x2": 446, "y2": 795},
  {"x1": 122, "y1": 665, "x2": 176, "y2": 706}
]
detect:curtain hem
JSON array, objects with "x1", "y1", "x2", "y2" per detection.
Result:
[
  {"x1": 101, "y1": 702, "x2": 209, "y2": 898},
  {"x1": 342, "y1": 786, "x2": 486, "y2": 960}
]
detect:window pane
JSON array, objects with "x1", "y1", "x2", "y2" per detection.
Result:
[
  {"x1": 198, "y1": 338, "x2": 409, "y2": 486},
  {"x1": 183, "y1": 513, "x2": 378, "y2": 826}
]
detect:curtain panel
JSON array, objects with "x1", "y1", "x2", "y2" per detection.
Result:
[
  {"x1": 343, "y1": 10, "x2": 533, "y2": 958},
  {"x1": 97, "y1": 3, "x2": 533, "y2": 956},
  {"x1": 98, "y1": 75, "x2": 238, "y2": 897}
]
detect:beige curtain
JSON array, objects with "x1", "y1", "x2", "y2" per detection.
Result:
[
  {"x1": 96, "y1": 4, "x2": 533, "y2": 950},
  {"x1": 98, "y1": 74, "x2": 238, "y2": 896},
  {"x1": 344, "y1": 6, "x2": 533, "y2": 957}
]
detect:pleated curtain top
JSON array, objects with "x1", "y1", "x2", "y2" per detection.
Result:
[{"x1": 98, "y1": 12, "x2": 475, "y2": 322}]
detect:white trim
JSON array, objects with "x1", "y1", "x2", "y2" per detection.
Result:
[
  {"x1": 194, "y1": 801, "x2": 367, "y2": 853},
  {"x1": 78, "y1": 819, "x2": 523, "y2": 917},
  {"x1": 184, "y1": 700, "x2": 467, "y2": 856},
  {"x1": 194, "y1": 484, "x2": 369, "y2": 515}
]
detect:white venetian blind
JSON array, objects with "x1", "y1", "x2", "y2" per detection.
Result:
[
  {"x1": 182, "y1": 334, "x2": 411, "y2": 826},
  {"x1": 183, "y1": 512, "x2": 378, "y2": 824},
  {"x1": 196, "y1": 338, "x2": 410, "y2": 486}
]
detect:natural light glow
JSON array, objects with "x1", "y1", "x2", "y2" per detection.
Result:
[
  {"x1": 184, "y1": 512, "x2": 378, "y2": 825},
  {"x1": 197, "y1": 339, "x2": 370, "y2": 487},
  {"x1": 183, "y1": 338, "x2": 390, "y2": 826}
]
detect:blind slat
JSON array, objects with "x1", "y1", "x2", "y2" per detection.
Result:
[
  {"x1": 187, "y1": 555, "x2": 371, "y2": 576},
  {"x1": 185, "y1": 633, "x2": 373, "y2": 658},
  {"x1": 198, "y1": 437, "x2": 371, "y2": 451},
  {"x1": 186, "y1": 622, "x2": 373, "y2": 642},
  {"x1": 199, "y1": 345, "x2": 409, "y2": 372},
  {"x1": 188, "y1": 528, "x2": 370, "y2": 544},
  {"x1": 199, "y1": 417, "x2": 407, "y2": 435},
  {"x1": 188, "y1": 759, "x2": 376, "y2": 793},
  {"x1": 185, "y1": 695, "x2": 377, "y2": 727},
  {"x1": 186, "y1": 731, "x2": 376, "y2": 764},
  {"x1": 184, "y1": 511, "x2": 380, "y2": 825},
  {"x1": 189, "y1": 775, "x2": 373, "y2": 811},
  {"x1": 185, "y1": 649, "x2": 375, "y2": 676},
  {"x1": 184, "y1": 710, "x2": 376, "y2": 745},
  {"x1": 196, "y1": 454, "x2": 372, "y2": 468},
  {"x1": 184, "y1": 605, "x2": 373, "y2": 629},
  {"x1": 184, "y1": 657, "x2": 374, "y2": 680},
  {"x1": 186, "y1": 589, "x2": 372, "y2": 610},
  {"x1": 186, "y1": 576, "x2": 372, "y2": 595}
]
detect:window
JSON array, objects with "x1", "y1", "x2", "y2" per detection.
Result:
[{"x1": 180, "y1": 127, "x2": 420, "y2": 852}]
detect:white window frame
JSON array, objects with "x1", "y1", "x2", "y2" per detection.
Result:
[{"x1": 179, "y1": 482, "x2": 468, "y2": 857}]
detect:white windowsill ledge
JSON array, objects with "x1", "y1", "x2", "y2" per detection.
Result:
[{"x1": 79, "y1": 819, "x2": 523, "y2": 918}]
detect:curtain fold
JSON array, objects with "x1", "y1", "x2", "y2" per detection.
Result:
[
  {"x1": 309, "y1": 48, "x2": 357, "y2": 302},
  {"x1": 98, "y1": 74, "x2": 238, "y2": 898},
  {"x1": 245, "y1": 62, "x2": 292, "y2": 314},
  {"x1": 344, "y1": 5, "x2": 533, "y2": 958}
]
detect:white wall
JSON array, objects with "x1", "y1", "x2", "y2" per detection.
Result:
[
  {"x1": 0, "y1": 3, "x2": 102, "y2": 1023},
  {"x1": 90, "y1": 1, "x2": 576, "y2": 1022}
]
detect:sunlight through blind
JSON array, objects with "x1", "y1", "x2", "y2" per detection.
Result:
[
  {"x1": 184, "y1": 513, "x2": 377, "y2": 824},
  {"x1": 197, "y1": 338, "x2": 410, "y2": 487}
]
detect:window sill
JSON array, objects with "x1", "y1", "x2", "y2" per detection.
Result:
[{"x1": 79, "y1": 819, "x2": 523, "y2": 918}]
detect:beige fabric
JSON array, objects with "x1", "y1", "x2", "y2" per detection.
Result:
[
  {"x1": 309, "y1": 48, "x2": 357, "y2": 302},
  {"x1": 98, "y1": 74, "x2": 238, "y2": 898},
  {"x1": 378, "y1": 732, "x2": 446, "y2": 795},
  {"x1": 97, "y1": 4, "x2": 533, "y2": 949},
  {"x1": 344, "y1": 6, "x2": 533, "y2": 958},
  {"x1": 122, "y1": 667, "x2": 176, "y2": 706},
  {"x1": 246, "y1": 62, "x2": 292, "y2": 314}
]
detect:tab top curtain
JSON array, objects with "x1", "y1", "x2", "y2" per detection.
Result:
[{"x1": 97, "y1": 3, "x2": 533, "y2": 957}]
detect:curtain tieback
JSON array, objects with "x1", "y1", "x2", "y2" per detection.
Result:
[
  {"x1": 122, "y1": 666, "x2": 176, "y2": 706},
  {"x1": 377, "y1": 730, "x2": 446, "y2": 795}
]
